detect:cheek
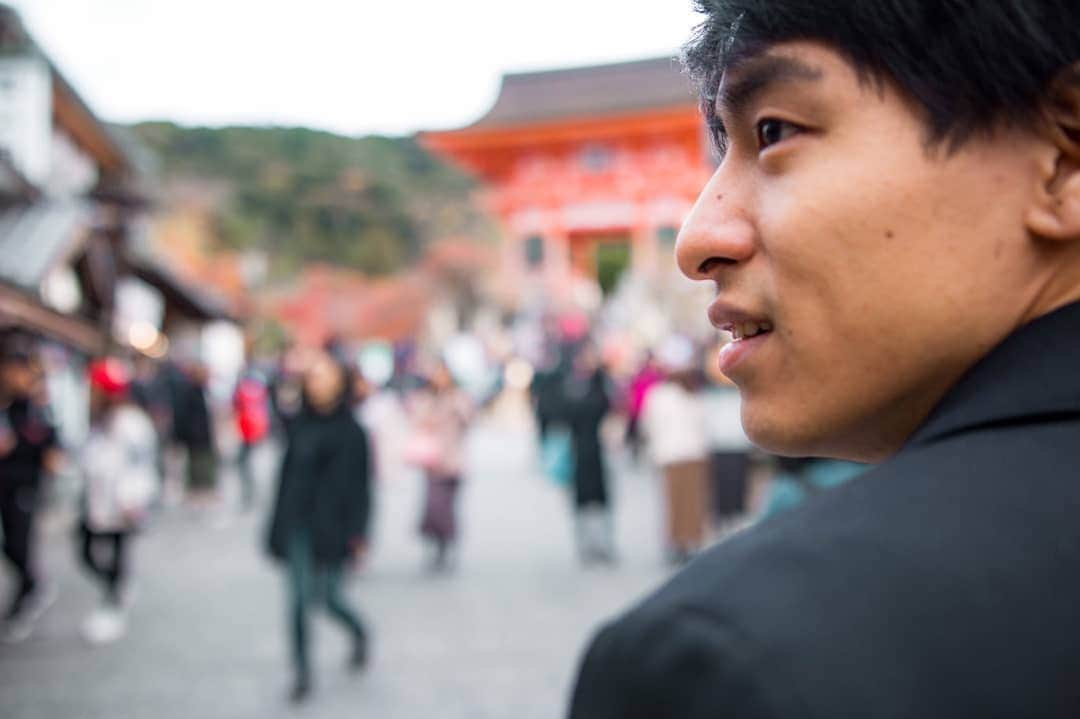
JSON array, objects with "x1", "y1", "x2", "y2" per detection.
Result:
[
  {"x1": 742, "y1": 175, "x2": 940, "y2": 450},
  {"x1": 762, "y1": 152, "x2": 962, "y2": 339},
  {"x1": 743, "y1": 169, "x2": 1029, "y2": 456},
  {"x1": 758, "y1": 183, "x2": 877, "y2": 349}
]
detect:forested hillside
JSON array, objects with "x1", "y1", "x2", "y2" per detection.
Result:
[{"x1": 131, "y1": 122, "x2": 493, "y2": 276}]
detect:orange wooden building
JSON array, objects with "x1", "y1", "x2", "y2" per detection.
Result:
[{"x1": 421, "y1": 57, "x2": 713, "y2": 309}]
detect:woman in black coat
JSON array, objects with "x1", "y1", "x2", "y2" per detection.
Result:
[{"x1": 266, "y1": 350, "x2": 371, "y2": 703}]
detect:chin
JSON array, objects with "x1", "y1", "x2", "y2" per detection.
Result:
[
  {"x1": 742, "y1": 406, "x2": 813, "y2": 457},
  {"x1": 742, "y1": 406, "x2": 870, "y2": 461},
  {"x1": 746, "y1": 426, "x2": 817, "y2": 458}
]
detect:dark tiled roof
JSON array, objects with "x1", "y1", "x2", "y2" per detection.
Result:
[{"x1": 471, "y1": 56, "x2": 697, "y2": 128}]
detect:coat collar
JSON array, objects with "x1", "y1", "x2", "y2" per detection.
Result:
[{"x1": 906, "y1": 301, "x2": 1080, "y2": 448}]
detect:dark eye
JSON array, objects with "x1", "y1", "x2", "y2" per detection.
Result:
[{"x1": 756, "y1": 118, "x2": 799, "y2": 150}]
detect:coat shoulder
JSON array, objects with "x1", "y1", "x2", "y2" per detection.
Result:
[
  {"x1": 572, "y1": 420, "x2": 1080, "y2": 717},
  {"x1": 570, "y1": 601, "x2": 793, "y2": 719},
  {"x1": 569, "y1": 469, "x2": 894, "y2": 719}
]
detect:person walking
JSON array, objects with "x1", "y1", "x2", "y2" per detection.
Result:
[
  {"x1": 232, "y1": 367, "x2": 271, "y2": 510},
  {"x1": 78, "y1": 358, "x2": 157, "y2": 644},
  {"x1": 623, "y1": 351, "x2": 663, "y2": 464},
  {"x1": 702, "y1": 341, "x2": 756, "y2": 535},
  {"x1": 557, "y1": 342, "x2": 615, "y2": 566},
  {"x1": 529, "y1": 336, "x2": 570, "y2": 443},
  {"x1": 405, "y1": 361, "x2": 473, "y2": 572},
  {"x1": 129, "y1": 356, "x2": 173, "y2": 507},
  {"x1": 266, "y1": 349, "x2": 371, "y2": 703},
  {"x1": 173, "y1": 362, "x2": 218, "y2": 506},
  {"x1": 0, "y1": 333, "x2": 61, "y2": 643},
  {"x1": 639, "y1": 337, "x2": 710, "y2": 566}
]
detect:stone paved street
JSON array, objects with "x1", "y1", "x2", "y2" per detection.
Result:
[{"x1": 0, "y1": 407, "x2": 676, "y2": 719}]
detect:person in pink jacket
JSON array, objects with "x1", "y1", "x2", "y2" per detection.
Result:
[{"x1": 405, "y1": 362, "x2": 473, "y2": 572}]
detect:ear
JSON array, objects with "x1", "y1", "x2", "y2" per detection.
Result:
[{"x1": 1025, "y1": 65, "x2": 1080, "y2": 242}]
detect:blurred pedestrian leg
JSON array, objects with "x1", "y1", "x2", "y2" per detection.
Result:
[
  {"x1": 79, "y1": 525, "x2": 128, "y2": 605},
  {"x1": 420, "y1": 477, "x2": 460, "y2": 570},
  {"x1": 186, "y1": 446, "x2": 218, "y2": 501},
  {"x1": 286, "y1": 532, "x2": 368, "y2": 701},
  {"x1": 78, "y1": 525, "x2": 130, "y2": 644},
  {"x1": 236, "y1": 441, "x2": 256, "y2": 509},
  {"x1": 574, "y1": 503, "x2": 614, "y2": 566},
  {"x1": 0, "y1": 484, "x2": 55, "y2": 643},
  {"x1": 1, "y1": 485, "x2": 37, "y2": 619},
  {"x1": 662, "y1": 460, "x2": 708, "y2": 564}
]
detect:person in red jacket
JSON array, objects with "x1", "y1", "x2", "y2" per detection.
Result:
[{"x1": 232, "y1": 368, "x2": 270, "y2": 510}]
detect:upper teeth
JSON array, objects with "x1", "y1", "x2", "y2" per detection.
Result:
[{"x1": 730, "y1": 321, "x2": 772, "y2": 341}]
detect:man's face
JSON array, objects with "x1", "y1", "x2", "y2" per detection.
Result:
[{"x1": 676, "y1": 43, "x2": 1050, "y2": 461}]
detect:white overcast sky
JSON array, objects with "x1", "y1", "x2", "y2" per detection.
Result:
[{"x1": 14, "y1": 0, "x2": 702, "y2": 137}]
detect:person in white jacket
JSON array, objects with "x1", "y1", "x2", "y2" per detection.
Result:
[
  {"x1": 79, "y1": 358, "x2": 157, "y2": 644},
  {"x1": 640, "y1": 336, "x2": 710, "y2": 566}
]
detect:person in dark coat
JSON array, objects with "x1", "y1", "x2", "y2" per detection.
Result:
[
  {"x1": 568, "y1": 2, "x2": 1080, "y2": 717},
  {"x1": 556, "y1": 342, "x2": 615, "y2": 565},
  {"x1": 0, "y1": 334, "x2": 60, "y2": 642},
  {"x1": 170, "y1": 362, "x2": 217, "y2": 501},
  {"x1": 529, "y1": 344, "x2": 564, "y2": 442},
  {"x1": 266, "y1": 349, "x2": 371, "y2": 703}
]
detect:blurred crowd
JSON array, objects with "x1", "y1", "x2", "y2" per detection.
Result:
[{"x1": 0, "y1": 313, "x2": 863, "y2": 700}]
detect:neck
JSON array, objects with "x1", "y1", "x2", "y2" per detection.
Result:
[{"x1": 1019, "y1": 242, "x2": 1080, "y2": 326}]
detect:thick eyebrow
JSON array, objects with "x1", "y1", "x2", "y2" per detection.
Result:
[{"x1": 713, "y1": 54, "x2": 824, "y2": 136}]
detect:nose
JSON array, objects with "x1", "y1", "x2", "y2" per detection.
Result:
[{"x1": 675, "y1": 166, "x2": 756, "y2": 281}]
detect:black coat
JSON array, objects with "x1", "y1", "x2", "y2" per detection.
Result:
[
  {"x1": 0, "y1": 399, "x2": 58, "y2": 490},
  {"x1": 169, "y1": 367, "x2": 214, "y2": 450},
  {"x1": 569, "y1": 301, "x2": 1080, "y2": 718},
  {"x1": 546, "y1": 368, "x2": 612, "y2": 508},
  {"x1": 266, "y1": 402, "x2": 371, "y2": 565}
]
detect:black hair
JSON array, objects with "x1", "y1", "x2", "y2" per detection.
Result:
[{"x1": 683, "y1": 1, "x2": 1080, "y2": 150}]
